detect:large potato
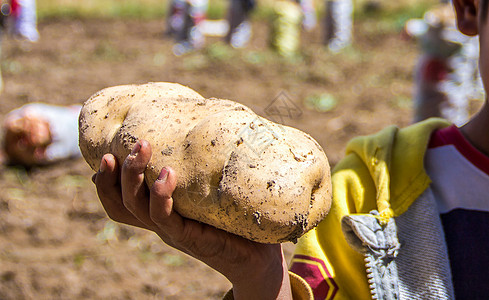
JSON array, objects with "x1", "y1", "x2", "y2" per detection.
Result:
[{"x1": 79, "y1": 82, "x2": 332, "y2": 243}]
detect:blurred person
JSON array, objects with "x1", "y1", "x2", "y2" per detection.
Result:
[
  {"x1": 269, "y1": 0, "x2": 303, "y2": 57},
  {"x1": 2, "y1": 103, "x2": 81, "y2": 167},
  {"x1": 0, "y1": 0, "x2": 39, "y2": 95},
  {"x1": 323, "y1": 0, "x2": 353, "y2": 52},
  {"x1": 165, "y1": 0, "x2": 186, "y2": 37},
  {"x1": 9, "y1": 0, "x2": 39, "y2": 42},
  {"x1": 224, "y1": 0, "x2": 255, "y2": 48},
  {"x1": 166, "y1": 0, "x2": 208, "y2": 56},
  {"x1": 406, "y1": 2, "x2": 484, "y2": 125},
  {"x1": 298, "y1": 0, "x2": 317, "y2": 31},
  {"x1": 92, "y1": 0, "x2": 489, "y2": 298}
]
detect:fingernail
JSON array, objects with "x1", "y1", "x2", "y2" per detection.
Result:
[
  {"x1": 157, "y1": 167, "x2": 169, "y2": 182},
  {"x1": 130, "y1": 141, "x2": 141, "y2": 156},
  {"x1": 99, "y1": 158, "x2": 107, "y2": 172}
]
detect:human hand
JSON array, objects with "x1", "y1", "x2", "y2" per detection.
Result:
[{"x1": 92, "y1": 140, "x2": 292, "y2": 299}]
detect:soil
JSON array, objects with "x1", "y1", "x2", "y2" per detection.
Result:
[{"x1": 0, "y1": 16, "x2": 434, "y2": 299}]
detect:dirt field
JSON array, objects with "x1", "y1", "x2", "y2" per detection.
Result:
[{"x1": 0, "y1": 16, "x2": 420, "y2": 299}]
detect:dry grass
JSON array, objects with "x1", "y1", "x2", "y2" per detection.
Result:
[
  {"x1": 37, "y1": 0, "x2": 438, "y2": 20},
  {"x1": 37, "y1": 0, "x2": 227, "y2": 19}
]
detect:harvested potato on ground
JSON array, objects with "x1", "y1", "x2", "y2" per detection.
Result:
[{"x1": 79, "y1": 82, "x2": 332, "y2": 243}]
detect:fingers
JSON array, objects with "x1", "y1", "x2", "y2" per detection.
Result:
[
  {"x1": 120, "y1": 140, "x2": 155, "y2": 229},
  {"x1": 148, "y1": 167, "x2": 185, "y2": 237},
  {"x1": 95, "y1": 154, "x2": 120, "y2": 207},
  {"x1": 94, "y1": 150, "x2": 286, "y2": 290},
  {"x1": 148, "y1": 169, "x2": 237, "y2": 259},
  {"x1": 94, "y1": 153, "x2": 147, "y2": 228},
  {"x1": 93, "y1": 141, "x2": 194, "y2": 253}
]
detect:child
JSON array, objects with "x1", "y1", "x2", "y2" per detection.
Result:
[
  {"x1": 92, "y1": 0, "x2": 489, "y2": 298},
  {"x1": 2, "y1": 102, "x2": 81, "y2": 166}
]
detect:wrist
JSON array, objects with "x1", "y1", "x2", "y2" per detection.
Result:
[{"x1": 232, "y1": 246, "x2": 292, "y2": 300}]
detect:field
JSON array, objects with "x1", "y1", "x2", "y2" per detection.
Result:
[{"x1": 0, "y1": 1, "x2": 448, "y2": 298}]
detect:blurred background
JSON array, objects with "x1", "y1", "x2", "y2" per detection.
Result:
[{"x1": 0, "y1": 0, "x2": 482, "y2": 298}]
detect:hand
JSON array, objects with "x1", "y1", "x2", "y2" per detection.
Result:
[{"x1": 92, "y1": 140, "x2": 292, "y2": 299}]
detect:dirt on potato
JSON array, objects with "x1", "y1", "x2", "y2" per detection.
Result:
[{"x1": 0, "y1": 16, "x2": 424, "y2": 299}]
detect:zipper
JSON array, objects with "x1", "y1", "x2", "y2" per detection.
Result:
[{"x1": 365, "y1": 254, "x2": 380, "y2": 299}]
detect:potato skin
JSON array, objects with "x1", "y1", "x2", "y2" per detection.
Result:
[{"x1": 79, "y1": 82, "x2": 332, "y2": 243}]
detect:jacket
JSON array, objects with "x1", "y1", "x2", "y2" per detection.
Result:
[{"x1": 290, "y1": 118, "x2": 454, "y2": 299}]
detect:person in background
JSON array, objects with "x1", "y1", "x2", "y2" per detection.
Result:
[
  {"x1": 165, "y1": 0, "x2": 186, "y2": 37},
  {"x1": 224, "y1": 0, "x2": 255, "y2": 48},
  {"x1": 0, "y1": 0, "x2": 39, "y2": 94},
  {"x1": 269, "y1": 0, "x2": 303, "y2": 57},
  {"x1": 406, "y1": 2, "x2": 484, "y2": 125},
  {"x1": 9, "y1": 0, "x2": 39, "y2": 42},
  {"x1": 323, "y1": 0, "x2": 353, "y2": 52},
  {"x1": 166, "y1": 0, "x2": 208, "y2": 56},
  {"x1": 92, "y1": 0, "x2": 489, "y2": 298},
  {"x1": 298, "y1": 0, "x2": 317, "y2": 31},
  {"x1": 2, "y1": 103, "x2": 81, "y2": 167}
]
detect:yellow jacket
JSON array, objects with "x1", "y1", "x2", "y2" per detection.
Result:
[{"x1": 290, "y1": 118, "x2": 452, "y2": 299}]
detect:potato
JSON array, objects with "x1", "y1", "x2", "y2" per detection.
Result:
[{"x1": 79, "y1": 82, "x2": 332, "y2": 243}]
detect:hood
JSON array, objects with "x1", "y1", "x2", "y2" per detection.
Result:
[{"x1": 342, "y1": 118, "x2": 451, "y2": 220}]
